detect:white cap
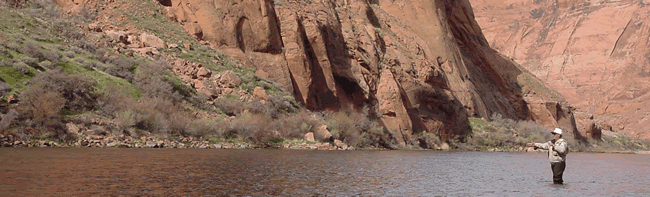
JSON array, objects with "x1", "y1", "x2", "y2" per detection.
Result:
[{"x1": 551, "y1": 128, "x2": 563, "y2": 135}]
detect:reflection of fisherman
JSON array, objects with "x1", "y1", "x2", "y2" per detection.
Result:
[{"x1": 527, "y1": 128, "x2": 569, "y2": 184}]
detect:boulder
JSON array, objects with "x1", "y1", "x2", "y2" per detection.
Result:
[
  {"x1": 183, "y1": 23, "x2": 204, "y2": 40},
  {"x1": 440, "y1": 143, "x2": 450, "y2": 151},
  {"x1": 127, "y1": 35, "x2": 137, "y2": 45},
  {"x1": 131, "y1": 47, "x2": 160, "y2": 57},
  {"x1": 156, "y1": 140, "x2": 165, "y2": 148},
  {"x1": 145, "y1": 141, "x2": 157, "y2": 148},
  {"x1": 7, "y1": 94, "x2": 18, "y2": 103},
  {"x1": 333, "y1": 139, "x2": 348, "y2": 150},
  {"x1": 601, "y1": 124, "x2": 613, "y2": 131},
  {"x1": 65, "y1": 123, "x2": 80, "y2": 136},
  {"x1": 219, "y1": 71, "x2": 241, "y2": 88},
  {"x1": 167, "y1": 43, "x2": 179, "y2": 49},
  {"x1": 575, "y1": 113, "x2": 602, "y2": 140},
  {"x1": 253, "y1": 87, "x2": 267, "y2": 101},
  {"x1": 86, "y1": 23, "x2": 102, "y2": 32},
  {"x1": 104, "y1": 30, "x2": 128, "y2": 44},
  {"x1": 106, "y1": 142, "x2": 121, "y2": 147},
  {"x1": 313, "y1": 125, "x2": 332, "y2": 142},
  {"x1": 304, "y1": 132, "x2": 315, "y2": 142},
  {"x1": 255, "y1": 69, "x2": 269, "y2": 80},
  {"x1": 316, "y1": 142, "x2": 335, "y2": 150},
  {"x1": 140, "y1": 33, "x2": 165, "y2": 48},
  {"x1": 196, "y1": 67, "x2": 212, "y2": 78}
]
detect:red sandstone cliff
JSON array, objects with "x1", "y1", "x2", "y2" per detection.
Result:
[
  {"x1": 55, "y1": 0, "x2": 582, "y2": 144},
  {"x1": 472, "y1": 0, "x2": 650, "y2": 139}
]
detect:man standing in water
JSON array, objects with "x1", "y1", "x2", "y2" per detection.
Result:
[{"x1": 527, "y1": 128, "x2": 569, "y2": 184}]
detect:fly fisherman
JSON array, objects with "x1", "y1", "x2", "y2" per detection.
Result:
[{"x1": 527, "y1": 128, "x2": 569, "y2": 184}]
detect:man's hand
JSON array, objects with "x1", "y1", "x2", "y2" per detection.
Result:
[
  {"x1": 548, "y1": 141, "x2": 554, "y2": 146},
  {"x1": 526, "y1": 143, "x2": 535, "y2": 147}
]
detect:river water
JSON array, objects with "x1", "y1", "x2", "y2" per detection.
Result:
[{"x1": 0, "y1": 148, "x2": 648, "y2": 196}]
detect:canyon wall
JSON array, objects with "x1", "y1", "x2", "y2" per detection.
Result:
[
  {"x1": 54, "y1": 0, "x2": 583, "y2": 144},
  {"x1": 472, "y1": 0, "x2": 650, "y2": 138},
  {"x1": 159, "y1": 0, "x2": 583, "y2": 142}
]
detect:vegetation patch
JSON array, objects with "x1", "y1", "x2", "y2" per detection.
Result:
[{"x1": 456, "y1": 114, "x2": 650, "y2": 152}]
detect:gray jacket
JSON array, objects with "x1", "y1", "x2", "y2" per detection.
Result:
[{"x1": 534, "y1": 138, "x2": 569, "y2": 163}]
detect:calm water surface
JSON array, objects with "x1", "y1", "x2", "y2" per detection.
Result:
[{"x1": 0, "y1": 148, "x2": 649, "y2": 196}]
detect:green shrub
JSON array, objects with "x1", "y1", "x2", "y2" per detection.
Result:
[
  {"x1": 565, "y1": 137, "x2": 591, "y2": 152},
  {"x1": 74, "y1": 39, "x2": 96, "y2": 53},
  {"x1": 43, "y1": 50, "x2": 61, "y2": 63},
  {"x1": 515, "y1": 120, "x2": 550, "y2": 143},
  {"x1": 0, "y1": 48, "x2": 12, "y2": 58},
  {"x1": 134, "y1": 61, "x2": 182, "y2": 101},
  {"x1": 97, "y1": 85, "x2": 135, "y2": 118},
  {"x1": 30, "y1": 0, "x2": 60, "y2": 18},
  {"x1": 0, "y1": 81, "x2": 11, "y2": 96},
  {"x1": 186, "y1": 93, "x2": 214, "y2": 112},
  {"x1": 19, "y1": 41, "x2": 43, "y2": 59},
  {"x1": 83, "y1": 61, "x2": 96, "y2": 70},
  {"x1": 64, "y1": 51, "x2": 74, "y2": 58},
  {"x1": 0, "y1": 60, "x2": 12, "y2": 67},
  {"x1": 13, "y1": 62, "x2": 31, "y2": 75},
  {"x1": 325, "y1": 111, "x2": 360, "y2": 140},
  {"x1": 491, "y1": 113, "x2": 517, "y2": 129},
  {"x1": 39, "y1": 60, "x2": 54, "y2": 69},
  {"x1": 416, "y1": 133, "x2": 442, "y2": 149},
  {"x1": 214, "y1": 97, "x2": 245, "y2": 116},
  {"x1": 0, "y1": 110, "x2": 18, "y2": 130},
  {"x1": 226, "y1": 111, "x2": 273, "y2": 141},
  {"x1": 281, "y1": 110, "x2": 323, "y2": 138},
  {"x1": 15, "y1": 84, "x2": 70, "y2": 141},
  {"x1": 183, "y1": 118, "x2": 227, "y2": 138},
  {"x1": 32, "y1": 69, "x2": 98, "y2": 112},
  {"x1": 323, "y1": 110, "x2": 392, "y2": 148},
  {"x1": 21, "y1": 57, "x2": 39, "y2": 68}
]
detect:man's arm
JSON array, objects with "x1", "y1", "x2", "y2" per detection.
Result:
[{"x1": 534, "y1": 142, "x2": 551, "y2": 150}]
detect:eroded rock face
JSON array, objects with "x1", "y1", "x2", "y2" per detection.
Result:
[
  {"x1": 154, "y1": 0, "x2": 579, "y2": 144},
  {"x1": 471, "y1": 0, "x2": 650, "y2": 139},
  {"x1": 59, "y1": 0, "x2": 577, "y2": 145}
]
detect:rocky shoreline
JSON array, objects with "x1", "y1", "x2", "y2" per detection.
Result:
[
  {"x1": 2, "y1": 132, "x2": 648, "y2": 153},
  {"x1": 0, "y1": 133, "x2": 357, "y2": 150}
]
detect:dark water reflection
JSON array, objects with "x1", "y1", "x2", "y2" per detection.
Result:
[{"x1": 0, "y1": 148, "x2": 649, "y2": 196}]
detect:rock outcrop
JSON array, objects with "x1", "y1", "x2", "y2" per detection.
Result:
[
  {"x1": 152, "y1": 0, "x2": 580, "y2": 144},
  {"x1": 54, "y1": 0, "x2": 580, "y2": 145},
  {"x1": 471, "y1": 0, "x2": 650, "y2": 139}
]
